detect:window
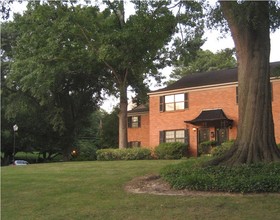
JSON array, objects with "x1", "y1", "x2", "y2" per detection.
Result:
[
  {"x1": 128, "y1": 116, "x2": 141, "y2": 128},
  {"x1": 128, "y1": 141, "x2": 141, "y2": 148},
  {"x1": 160, "y1": 93, "x2": 188, "y2": 112},
  {"x1": 160, "y1": 129, "x2": 189, "y2": 144}
]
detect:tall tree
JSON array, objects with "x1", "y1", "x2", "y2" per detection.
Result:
[
  {"x1": 209, "y1": 1, "x2": 280, "y2": 166},
  {"x1": 3, "y1": 2, "x2": 106, "y2": 160},
  {"x1": 74, "y1": 0, "x2": 204, "y2": 148}
]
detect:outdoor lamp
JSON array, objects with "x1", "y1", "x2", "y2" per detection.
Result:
[{"x1": 13, "y1": 124, "x2": 18, "y2": 162}]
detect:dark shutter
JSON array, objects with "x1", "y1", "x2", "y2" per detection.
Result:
[
  {"x1": 128, "y1": 117, "x2": 132, "y2": 128},
  {"x1": 236, "y1": 86, "x2": 238, "y2": 104},
  {"x1": 138, "y1": 116, "x2": 141, "y2": 127},
  {"x1": 184, "y1": 129, "x2": 189, "y2": 144},
  {"x1": 128, "y1": 142, "x2": 132, "y2": 148},
  {"x1": 160, "y1": 96, "x2": 164, "y2": 112},
  {"x1": 159, "y1": 131, "x2": 164, "y2": 143},
  {"x1": 184, "y1": 93, "x2": 188, "y2": 109}
]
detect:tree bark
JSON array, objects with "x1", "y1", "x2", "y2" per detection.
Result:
[
  {"x1": 118, "y1": 83, "x2": 128, "y2": 149},
  {"x1": 209, "y1": 1, "x2": 280, "y2": 166}
]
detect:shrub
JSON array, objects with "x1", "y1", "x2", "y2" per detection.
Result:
[
  {"x1": 211, "y1": 140, "x2": 234, "y2": 157},
  {"x1": 75, "y1": 145, "x2": 98, "y2": 161},
  {"x1": 198, "y1": 140, "x2": 217, "y2": 156},
  {"x1": 161, "y1": 161, "x2": 280, "y2": 193},
  {"x1": 154, "y1": 142, "x2": 188, "y2": 159},
  {"x1": 277, "y1": 143, "x2": 280, "y2": 149},
  {"x1": 96, "y1": 148, "x2": 152, "y2": 161}
]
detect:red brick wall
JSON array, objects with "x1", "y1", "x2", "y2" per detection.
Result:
[
  {"x1": 272, "y1": 80, "x2": 280, "y2": 144},
  {"x1": 128, "y1": 79, "x2": 280, "y2": 156},
  {"x1": 149, "y1": 84, "x2": 239, "y2": 156},
  {"x1": 149, "y1": 80, "x2": 280, "y2": 156},
  {"x1": 127, "y1": 113, "x2": 150, "y2": 147}
]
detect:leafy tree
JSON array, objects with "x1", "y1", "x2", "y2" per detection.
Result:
[
  {"x1": 208, "y1": 1, "x2": 280, "y2": 166},
  {"x1": 99, "y1": 108, "x2": 119, "y2": 148},
  {"x1": 169, "y1": 48, "x2": 236, "y2": 82},
  {"x1": 4, "y1": 1, "x2": 204, "y2": 151},
  {"x1": 75, "y1": 0, "x2": 204, "y2": 148},
  {"x1": 3, "y1": 2, "x2": 106, "y2": 160}
]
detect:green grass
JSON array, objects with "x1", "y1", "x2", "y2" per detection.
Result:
[{"x1": 2, "y1": 159, "x2": 280, "y2": 220}]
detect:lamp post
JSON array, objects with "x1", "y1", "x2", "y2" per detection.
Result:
[{"x1": 13, "y1": 124, "x2": 18, "y2": 162}]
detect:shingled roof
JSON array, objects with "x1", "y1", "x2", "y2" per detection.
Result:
[
  {"x1": 127, "y1": 104, "x2": 149, "y2": 115},
  {"x1": 150, "y1": 61, "x2": 280, "y2": 94}
]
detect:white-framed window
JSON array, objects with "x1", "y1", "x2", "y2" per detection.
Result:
[
  {"x1": 128, "y1": 116, "x2": 141, "y2": 128},
  {"x1": 128, "y1": 141, "x2": 141, "y2": 147},
  {"x1": 160, "y1": 129, "x2": 189, "y2": 144},
  {"x1": 160, "y1": 93, "x2": 188, "y2": 112}
]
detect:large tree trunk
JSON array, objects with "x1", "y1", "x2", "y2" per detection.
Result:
[
  {"x1": 209, "y1": 1, "x2": 280, "y2": 166},
  {"x1": 118, "y1": 84, "x2": 128, "y2": 149}
]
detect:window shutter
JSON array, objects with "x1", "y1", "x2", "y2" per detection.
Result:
[
  {"x1": 159, "y1": 131, "x2": 164, "y2": 143},
  {"x1": 236, "y1": 86, "x2": 238, "y2": 104},
  {"x1": 184, "y1": 129, "x2": 189, "y2": 144},
  {"x1": 184, "y1": 93, "x2": 189, "y2": 109},
  {"x1": 160, "y1": 96, "x2": 164, "y2": 112},
  {"x1": 128, "y1": 117, "x2": 132, "y2": 128},
  {"x1": 138, "y1": 116, "x2": 141, "y2": 127}
]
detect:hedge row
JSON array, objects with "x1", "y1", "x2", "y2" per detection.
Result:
[
  {"x1": 154, "y1": 142, "x2": 188, "y2": 159},
  {"x1": 161, "y1": 160, "x2": 280, "y2": 193},
  {"x1": 96, "y1": 148, "x2": 152, "y2": 161},
  {"x1": 96, "y1": 142, "x2": 188, "y2": 161}
]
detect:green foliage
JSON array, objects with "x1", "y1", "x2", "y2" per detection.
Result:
[
  {"x1": 99, "y1": 108, "x2": 119, "y2": 148},
  {"x1": 2, "y1": 160, "x2": 280, "y2": 219},
  {"x1": 1, "y1": 3, "x2": 107, "y2": 160},
  {"x1": 271, "y1": 65, "x2": 280, "y2": 77},
  {"x1": 74, "y1": 141, "x2": 98, "y2": 161},
  {"x1": 170, "y1": 49, "x2": 236, "y2": 82},
  {"x1": 211, "y1": 140, "x2": 234, "y2": 157},
  {"x1": 198, "y1": 140, "x2": 217, "y2": 156},
  {"x1": 96, "y1": 148, "x2": 152, "y2": 161},
  {"x1": 154, "y1": 142, "x2": 188, "y2": 159},
  {"x1": 277, "y1": 143, "x2": 280, "y2": 149},
  {"x1": 161, "y1": 161, "x2": 280, "y2": 193}
]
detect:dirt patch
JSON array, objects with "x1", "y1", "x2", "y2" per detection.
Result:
[{"x1": 124, "y1": 174, "x2": 280, "y2": 197}]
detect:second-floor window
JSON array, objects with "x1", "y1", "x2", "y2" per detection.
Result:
[
  {"x1": 128, "y1": 116, "x2": 141, "y2": 128},
  {"x1": 160, "y1": 93, "x2": 188, "y2": 112}
]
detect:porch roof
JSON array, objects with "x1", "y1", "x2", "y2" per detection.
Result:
[{"x1": 185, "y1": 109, "x2": 233, "y2": 125}]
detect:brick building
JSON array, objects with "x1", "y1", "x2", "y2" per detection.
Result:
[{"x1": 127, "y1": 62, "x2": 280, "y2": 156}]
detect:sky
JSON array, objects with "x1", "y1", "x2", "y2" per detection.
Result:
[{"x1": 8, "y1": 1, "x2": 280, "y2": 112}]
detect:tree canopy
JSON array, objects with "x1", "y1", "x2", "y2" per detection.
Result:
[
  {"x1": 2, "y1": 0, "x2": 205, "y2": 159},
  {"x1": 169, "y1": 48, "x2": 236, "y2": 83},
  {"x1": 2, "y1": 2, "x2": 108, "y2": 160}
]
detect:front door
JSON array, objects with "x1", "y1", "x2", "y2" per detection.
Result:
[
  {"x1": 216, "y1": 128, "x2": 228, "y2": 145},
  {"x1": 198, "y1": 128, "x2": 210, "y2": 144}
]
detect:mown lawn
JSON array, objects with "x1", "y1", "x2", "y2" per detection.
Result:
[{"x1": 1, "y1": 160, "x2": 280, "y2": 220}]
